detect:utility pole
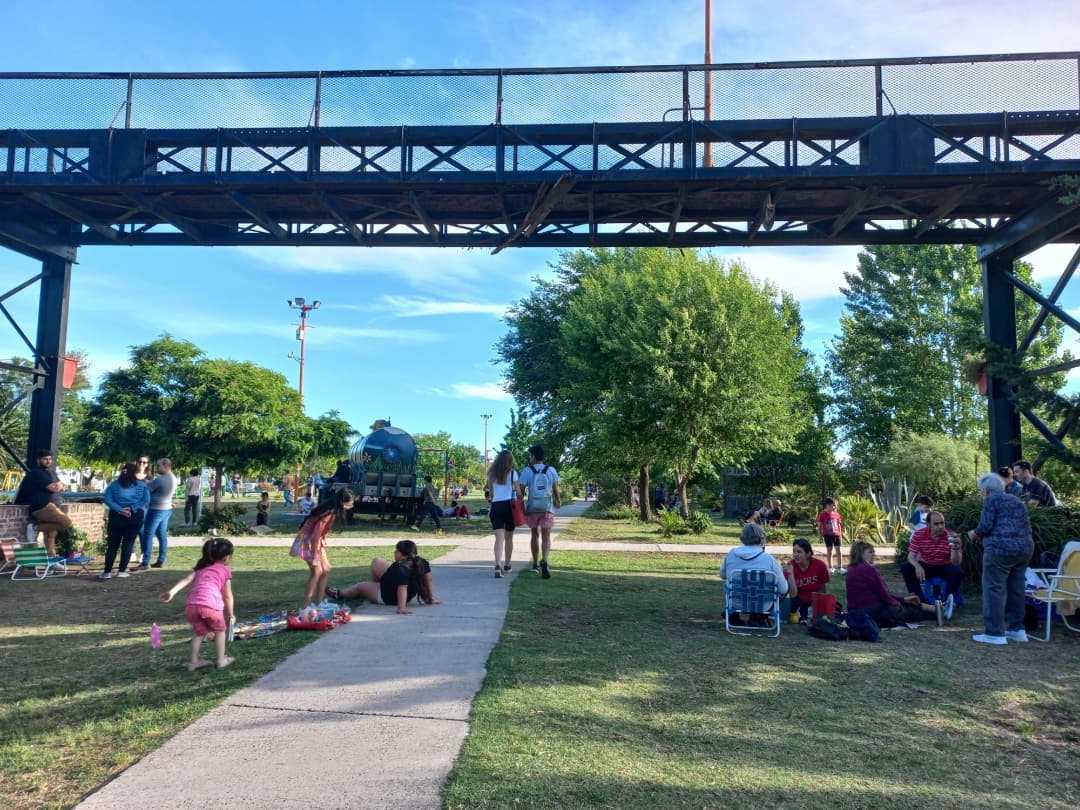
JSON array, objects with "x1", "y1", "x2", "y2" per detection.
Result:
[
  {"x1": 481, "y1": 413, "x2": 492, "y2": 478},
  {"x1": 288, "y1": 297, "x2": 320, "y2": 501}
]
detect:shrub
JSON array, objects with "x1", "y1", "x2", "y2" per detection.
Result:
[
  {"x1": 836, "y1": 496, "x2": 883, "y2": 544},
  {"x1": 655, "y1": 509, "x2": 690, "y2": 537},
  {"x1": 686, "y1": 510, "x2": 714, "y2": 534},
  {"x1": 764, "y1": 525, "x2": 791, "y2": 544},
  {"x1": 197, "y1": 504, "x2": 249, "y2": 535},
  {"x1": 770, "y1": 483, "x2": 817, "y2": 527},
  {"x1": 55, "y1": 527, "x2": 89, "y2": 557},
  {"x1": 944, "y1": 498, "x2": 1080, "y2": 586},
  {"x1": 600, "y1": 505, "x2": 638, "y2": 521}
]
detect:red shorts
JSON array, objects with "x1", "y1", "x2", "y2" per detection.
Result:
[
  {"x1": 525, "y1": 511, "x2": 555, "y2": 530},
  {"x1": 186, "y1": 603, "x2": 226, "y2": 636}
]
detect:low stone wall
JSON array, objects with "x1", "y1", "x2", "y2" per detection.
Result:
[{"x1": 0, "y1": 502, "x2": 106, "y2": 542}]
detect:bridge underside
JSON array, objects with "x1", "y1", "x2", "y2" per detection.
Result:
[
  {"x1": 2, "y1": 114, "x2": 1079, "y2": 257},
  {"x1": 2, "y1": 111, "x2": 1080, "y2": 471}
]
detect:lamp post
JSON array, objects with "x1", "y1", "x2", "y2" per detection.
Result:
[
  {"x1": 481, "y1": 413, "x2": 492, "y2": 477},
  {"x1": 288, "y1": 297, "x2": 320, "y2": 501}
]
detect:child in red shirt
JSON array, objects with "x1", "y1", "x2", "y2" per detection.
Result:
[{"x1": 816, "y1": 497, "x2": 846, "y2": 574}]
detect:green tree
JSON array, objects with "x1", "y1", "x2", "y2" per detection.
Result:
[
  {"x1": 502, "y1": 247, "x2": 810, "y2": 518},
  {"x1": 500, "y1": 405, "x2": 537, "y2": 469},
  {"x1": 827, "y1": 245, "x2": 1066, "y2": 466},
  {"x1": 875, "y1": 432, "x2": 988, "y2": 500},
  {"x1": 0, "y1": 357, "x2": 33, "y2": 469},
  {"x1": 76, "y1": 335, "x2": 353, "y2": 510}
]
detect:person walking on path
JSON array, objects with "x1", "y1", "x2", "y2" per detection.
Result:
[
  {"x1": 183, "y1": 467, "x2": 203, "y2": 526},
  {"x1": 160, "y1": 538, "x2": 236, "y2": 670},
  {"x1": 519, "y1": 444, "x2": 561, "y2": 578},
  {"x1": 290, "y1": 489, "x2": 354, "y2": 609},
  {"x1": 14, "y1": 448, "x2": 72, "y2": 557},
  {"x1": 138, "y1": 458, "x2": 177, "y2": 569},
  {"x1": 968, "y1": 472, "x2": 1034, "y2": 645},
  {"x1": 281, "y1": 470, "x2": 297, "y2": 505},
  {"x1": 99, "y1": 462, "x2": 150, "y2": 580},
  {"x1": 486, "y1": 450, "x2": 521, "y2": 578},
  {"x1": 326, "y1": 539, "x2": 441, "y2": 614},
  {"x1": 411, "y1": 475, "x2": 444, "y2": 534}
]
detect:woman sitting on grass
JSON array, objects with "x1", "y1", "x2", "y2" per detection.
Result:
[
  {"x1": 783, "y1": 538, "x2": 831, "y2": 621},
  {"x1": 845, "y1": 540, "x2": 944, "y2": 627},
  {"x1": 290, "y1": 489, "x2": 354, "y2": 610},
  {"x1": 326, "y1": 540, "x2": 441, "y2": 614}
]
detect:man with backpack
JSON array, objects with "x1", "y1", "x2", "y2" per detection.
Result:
[{"x1": 519, "y1": 444, "x2": 562, "y2": 579}]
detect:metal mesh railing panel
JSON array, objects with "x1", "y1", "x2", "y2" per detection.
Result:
[
  {"x1": 128, "y1": 77, "x2": 318, "y2": 128},
  {"x1": 882, "y1": 59, "x2": 1079, "y2": 115},
  {"x1": 0, "y1": 78, "x2": 128, "y2": 129},
  {"x1": 320, "y1": 75, "x2": 497, "y2": 126},
  {"x1": 501, "y1": 71, "x2": 684, "y2": 124},
  {"x1": 704, "y1": 65, "x2": 877, "y2": 119}
]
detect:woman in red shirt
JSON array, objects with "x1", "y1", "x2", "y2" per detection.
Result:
[{"x1": 783, "y1": 538, "x2": 830, "y2": 621}]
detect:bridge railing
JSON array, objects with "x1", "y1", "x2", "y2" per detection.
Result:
[{"x1": 0, "y1": 52, "x2": 1077, "y2": 131}]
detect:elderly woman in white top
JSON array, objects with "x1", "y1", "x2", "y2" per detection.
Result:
[{"x1": 720, "y1": 522, "x2": 790, "y2": 624}]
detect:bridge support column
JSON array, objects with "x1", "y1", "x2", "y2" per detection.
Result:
[
  {"x1": 26, "y1": 252, "x2": 73, "y2": 466},
  {"x1": 982, "y1": 252, "x2": 1022, "y2": 470}
]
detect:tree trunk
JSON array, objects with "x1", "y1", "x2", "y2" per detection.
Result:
[
  {"x1": 213, "y1": 462, "x2": 224, "y2": 511},
  {"x1": 638, "y1": 464, "x2": 651, "y2": 522}
]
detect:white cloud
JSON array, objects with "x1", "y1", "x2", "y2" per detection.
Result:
[
  {"x1": 437, "y1": 382, "x2": 512, "y2": 400},
  {"x1": 711, "y1": 245, "x2": 860, "y2": 302},
  {"x1": 334, "y1": 295, "x2": 508, "y2": 318}
]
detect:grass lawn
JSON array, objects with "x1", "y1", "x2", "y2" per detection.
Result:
[
  {"x1": 444, "y1": 551, "x2": 1080, "y2": 809},
  {"x1": 562, "y1": 507, "x2": 821, "y2": 545},
  {"x1": 0, "y1": 545, "x2": 452, "y2": 810}
]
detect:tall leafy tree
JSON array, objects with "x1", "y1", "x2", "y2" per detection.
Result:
[
  {"x1": 827, "y1": 245, "x2": 1066, "y2": 467},
  {"x1": 76, "y1": 335, "x2": 353, "y2": 509},
  {"x1": 502, "y1": 247, "x2": 811, "y2": 517},
  {"x1": 500, "y1": 405, "x2": 536, "y2": 469}
]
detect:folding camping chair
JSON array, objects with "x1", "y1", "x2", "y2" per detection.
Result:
[
  {"x1": 10, "y1": 545, "x2": 67, "y2": 580},
  {"x1": 0, "y1": 538, "x2": 31, "y2": 575},
  {"x1": 724, "y1": 569, "x2": 782, "y2": 637},
  {"x1": 1027, "y1": 540, "x2": 1080, "y2": 642}
]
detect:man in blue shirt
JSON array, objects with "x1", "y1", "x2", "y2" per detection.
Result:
[{"x1": 14, "y1": 449, "x2": 73, "y2": 557}]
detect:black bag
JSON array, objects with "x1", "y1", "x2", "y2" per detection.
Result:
[
  {"x1": 808, "y1": 614, "x2": 849, "y2": 641},
  {"x1": 845, "y1": 610, "x2": 881, "y2": 642}
]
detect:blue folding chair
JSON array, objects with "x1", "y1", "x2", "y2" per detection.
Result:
[
  {"x1": 921, "y1": 576, "x2": 964, "y2": 607},
  {"x1": 724, "y1": 569, "x2": 782, "y2": 637}
]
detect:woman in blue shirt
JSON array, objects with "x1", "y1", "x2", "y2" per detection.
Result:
[{"x1": 99, "y1": 462, "x2": 150, "y2": 580}]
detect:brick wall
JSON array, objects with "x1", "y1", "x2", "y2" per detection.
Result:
[{"x1": 0, "y1": 502, "x2": 106, "y2": 543}]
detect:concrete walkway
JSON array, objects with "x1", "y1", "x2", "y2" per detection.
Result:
[{"x1": 79, "y1": 501, "x2": 592, "y2": 810}]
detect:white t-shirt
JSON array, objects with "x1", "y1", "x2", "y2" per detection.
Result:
[
  {"x1": 488, "y1": 470, "x2": 519, "y2": 502},
  {"x1": 185, "y1": 475, "x2": 202, "y2": 498}
]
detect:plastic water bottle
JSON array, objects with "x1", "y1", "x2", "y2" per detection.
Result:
[
  {"x1": 807, "y1": 605, "x2": 814, "y2": 623},
  {"x1": 150, "y1": 623, "x2": 161, "y2": 650}
]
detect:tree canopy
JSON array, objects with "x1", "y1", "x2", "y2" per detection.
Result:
[
  {"x1": 500, "y1": 247, "x2": 817, "y2": 515},
  {"x1": 827, "y1": 245, "x2": 1067, "y2": 467},
  {"x1": 75, "y1": 335, "x2": 353, "y2": 507}
]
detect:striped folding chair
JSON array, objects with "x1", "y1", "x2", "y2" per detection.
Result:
[
  {"x1": 10, "y1": 545, "x2": 68, "y2": 580},
  {"x1": 724, "y1": 569, "x2": 782, "y2": 637}
]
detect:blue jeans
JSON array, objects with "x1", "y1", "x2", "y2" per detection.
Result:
[
  {"x1": 982, "y1": 547, "x2": 1031, "y2": 636},
  {"x1": 140, "y1": 508, "x2": 172, "y2": 565},
  {"x1": 415, "y1": 501, "x2": 442, "y2": 528},
  {"x1": 283, "y1": 487, "x2": 293, "y2": 505}
]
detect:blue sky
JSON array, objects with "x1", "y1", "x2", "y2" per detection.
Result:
[{"x1": 1, "y1": 1, "x2": 1078, "y2": 456}]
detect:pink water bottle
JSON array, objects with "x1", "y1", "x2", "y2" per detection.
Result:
[{"x1": 150, "y1": 623, "x2": 161, "y2": 650}]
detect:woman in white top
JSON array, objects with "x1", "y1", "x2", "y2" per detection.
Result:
[
  {"x1": 184, "y1": 468, "x2": 203, "y2": 526},
  {"x1": 486, "y1": 450, "x2": 522, "y2": 578}
]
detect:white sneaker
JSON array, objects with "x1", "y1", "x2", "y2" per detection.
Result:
[
  {"x1": 972, "y1": 633, "x2": 1008, "y2": 645},
  {"x1": 96, "y1": 572, "x2": 112, "y2": 580},
  {"x1": 836, "y1": 567, "x2": 847, "y2": 575},
  {"x1": 115, "y1": 571, "x2": 130, "y2": 578},
  {"x1": 1004, "y1": 629, "x2": 1029, "y2": 642},
  {"x1": 942, "y1": 594, "x2": 955, "y2": 620},
  {"x1": 829, "y1": 567, "x2": 837, "y2": 574}
]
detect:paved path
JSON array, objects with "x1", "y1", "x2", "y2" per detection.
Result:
[{"x1": 79, "y1": 501, "x2": 592, "y2": 810}]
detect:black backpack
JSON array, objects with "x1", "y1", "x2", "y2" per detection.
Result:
[{"x1": 808, "y1": 614, "x2": 849, "y2": 641}]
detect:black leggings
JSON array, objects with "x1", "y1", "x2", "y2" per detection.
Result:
[{"x1": 104, "y1": 510, "x2": 143, "y2": 573}]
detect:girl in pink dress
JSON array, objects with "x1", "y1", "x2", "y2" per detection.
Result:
[
  {"x1": 160, "y1": 538, "x2": 235, "y2": 670},
  {"x1": 290, "y1": 489, "x2": 354, "y2": 609}
]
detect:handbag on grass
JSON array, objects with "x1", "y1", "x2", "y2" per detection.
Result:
[{"x1": 510, "y1": 496, "x2": 528, "y2": 527}]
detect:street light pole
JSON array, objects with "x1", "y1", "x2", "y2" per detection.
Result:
[
  {"x1": 288, "y1": 297, "x2": 320, "y2": 501},
  {"x1": 481, "y1": 413, "x2": 492, "y2": 478}
]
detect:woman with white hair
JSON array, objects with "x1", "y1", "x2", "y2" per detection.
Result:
[
  {"x1": 720, "y1": 522, "x2": 789, "y2": 625},
  {"x1": 967, "y1": 471, "x2": 1034, "y2": 645}
]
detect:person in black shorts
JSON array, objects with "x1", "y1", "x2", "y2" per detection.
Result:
[{"x1": 325, "y1": 540, "x2": 440, "y2": 614}]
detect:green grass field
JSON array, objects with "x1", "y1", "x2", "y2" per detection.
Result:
[
  {"x1": 0, "y1": 545, "x2": 452, "y2": 810},
  {"x1": 444, "y1": 551, "x2": 1080, "y2": 809}
]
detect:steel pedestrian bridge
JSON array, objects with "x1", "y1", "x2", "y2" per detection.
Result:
[{"x1": 2, "y1": 52, "x2": 1080, "y2": 468}]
